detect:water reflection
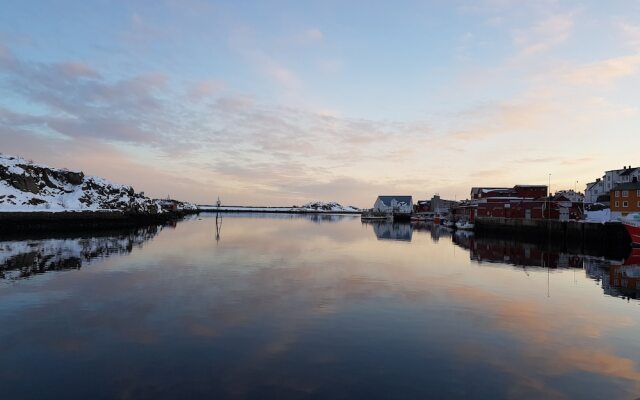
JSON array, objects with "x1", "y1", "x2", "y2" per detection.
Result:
[
  {"x1": 2, "y1": 215, "x2": 640, "y2": 399},
  {"x1": 0, "y1": 225, "x2": 163, "y2": 281},
  {"x1": 585, "y1": 249, "x2": 640, "y2": 300},
  {"x1": 201, "y1": 211, "x2": 359, "y2": 223},
  {"x1": 452, "y1": 232, "x2": 640, "y2": 301},
  {"x1": 362, "y1": 221, "x2": 456, "y2": 242},
  {"x1": 363, "y1": 221, "x2": 413, "y2": 241}
]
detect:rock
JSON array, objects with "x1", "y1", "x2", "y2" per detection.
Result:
[
  {"x1": 65, "y1": 171, "x2": 84, "y2": 185},
  {"x1": 28, "y1": 198, "x2": 46, "y2": 205},
  {"x1": 11, "y1": 174, "x2": 40, "y2": 194}
]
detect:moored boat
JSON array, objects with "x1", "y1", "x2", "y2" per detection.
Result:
[
  {"x1": 361, "y1": 214, "x2": 390, "y2": 221},
  {"x1": 622, "y1": 213, "x2": 640, "y2": 246},
  {"x1": 455, "y1": 220, "x2": 474, "y2": 230}
]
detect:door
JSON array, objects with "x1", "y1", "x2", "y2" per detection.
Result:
[
  {"x1": 559, "y1": 207, "x2": 569, "y2": 221},
  {"x1": 525, "y1": 209, "x2": 531, "y2": 220}
]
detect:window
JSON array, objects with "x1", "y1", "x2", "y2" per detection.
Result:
[
  {"x1": 623, "y1": 201, "x2": 628, "y2": 208},
  {"x1": 615, "y1": 201, "x2": 619, "y2": 207},
  {"x1": 637, "y1": 190, "x2": 640, "y2": 197},
  {"x1": 615, "y1": 191, "x2": 620, "y2": 197},
  {"x1": 638, "y1": 201, "x2": 640, "y2": 208},
  {"x1": 623, "y1": 190, "x2": 629, "y2": 197}
]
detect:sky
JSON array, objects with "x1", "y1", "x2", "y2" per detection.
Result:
[{"x1": 1, "y1": 0, "x2": 639, "y2": 207}]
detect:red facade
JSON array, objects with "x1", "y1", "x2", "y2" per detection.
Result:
[
  {"x1": 476, "y1": 198, "x2": 583, "y2": 220},
  {"x1": 513, "y1": 185, "x2": 548, "y2": 198},
  {"x1": 452, "y1": 205, "x2": 477, "y2": 222},
  {"x1": 471, "y1": 185, "x2": 548, "y2": 200}
]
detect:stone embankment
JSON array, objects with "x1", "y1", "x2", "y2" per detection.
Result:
[{"x1": 474, "y1": 217, "x2": 631, "y2": 255}]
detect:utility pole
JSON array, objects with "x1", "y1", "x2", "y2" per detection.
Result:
[{"x1": 548, "y1": 173, "x2": 551, "y2": 220}]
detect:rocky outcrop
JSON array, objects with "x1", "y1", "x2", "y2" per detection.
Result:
[{"x1": 0, "y1": 154, "x2": 164, "y2": 213}]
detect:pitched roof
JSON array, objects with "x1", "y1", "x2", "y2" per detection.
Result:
[
  {"x1": 611, "y1": 181, "x2": 640, "y2": 191},
  {"x1": 376, "y1": 196, "x2": 413, "y2": 205},
  {"x1": 586, "y1": 181, "x2": 602, "y2": 190},
  {"x1": 620, "y1": 167, "x2": 639, "y2": 176}
]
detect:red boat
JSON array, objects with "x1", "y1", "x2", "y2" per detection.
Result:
[{"x1": 622, "y1": 213, "x2": 640, "y2": 246}]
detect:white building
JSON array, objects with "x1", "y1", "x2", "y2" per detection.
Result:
[
  {"x1": 373, "y1": 196, "x2": 413, "y2": 215},
  {"x1": 585, "y1": 179, "x2": 605, "y2": 204},
  {"x1": 554, "y1": 190, "x2": 584, "y2": 203},
  {"x1": 585, "y1": 166, "x2": 640, "y2": 204}
]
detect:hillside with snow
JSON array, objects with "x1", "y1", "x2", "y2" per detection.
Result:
[
  {"x1": 0, "y1": 154, "x2": 164, "y2": 213},
  {"x1": 299, "y1": 201, "x2": 360, "y2": 212}
]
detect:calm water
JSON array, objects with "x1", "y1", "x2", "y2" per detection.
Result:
[{"x1": 1, "y1": 214, "x2": 640, "y2": 399}]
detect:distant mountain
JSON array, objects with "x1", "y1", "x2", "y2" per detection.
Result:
[{"x1": 0, "y1": 153, "x2": 164, "y2": 213}]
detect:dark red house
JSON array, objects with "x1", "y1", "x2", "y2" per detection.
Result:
[
  {"x1": 476, "y1": 198, "x2": 583, "y2": 221},
  {"x1": 471, "y1": 185, "x2": 547, "y2": 200}
]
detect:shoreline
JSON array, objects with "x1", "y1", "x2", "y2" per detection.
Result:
[
  {"x1": 0, "y1": 210, "x2": 199, "y2": 233},
  {"x1": 198, "y1": 206, "x2": 361, "y2": 214}
]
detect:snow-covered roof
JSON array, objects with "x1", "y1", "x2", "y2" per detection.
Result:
[{"x1": 376, "y1": 196, "x2": 413, "y2": 206}]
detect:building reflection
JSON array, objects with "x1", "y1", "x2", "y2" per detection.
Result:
[
  {"x1": 0, "y1": 225, "x2": 164, "y2": 281},
  {"x1": 207, "y1": 212, "x2": 359, "y2": 223},
  {"x1": 362, "y1": 221, "x2": 412, "y2": 241},
  {"x1": 585, "y1": 249, "x2": 640, "y2": 299},
  {"x1": 410, "y1": 222, "x2": 453, "y2": 242},
  {"x1": 452, "y1": 231, "x2": 640, "y2": 300}
]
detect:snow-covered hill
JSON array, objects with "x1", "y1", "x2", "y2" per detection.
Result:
[
  {"x1": 299, "y1": 201, "x2": 360, "y2": 212},
  {"x1": 0, "y1": 153, "x2": 164, "y2": 213}
]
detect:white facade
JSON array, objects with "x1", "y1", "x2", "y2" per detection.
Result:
[
  {"x1": 585, "y1": 166, "x2": 640, "y2": 204},
  {"x1": 585, "y1": 180, "x2": 605, "y2": 204},
  {"x1": 373, "y1": 196, "x2": 413, "y2": 215},
  {"x1": 554, "y1": 190, "x2": 584, "y2": 203}
]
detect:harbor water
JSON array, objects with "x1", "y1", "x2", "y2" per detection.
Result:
[{"x1": 1, "y1": 213, "x2": 639, "y2": 399}]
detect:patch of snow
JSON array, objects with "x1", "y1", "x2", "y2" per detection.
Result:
[
  {"x1": 584, "y1": 209, "x2": 612, "y2": 223},
  {"x1": 0, "y1": 153, "x2": 165, "y2": 213}
]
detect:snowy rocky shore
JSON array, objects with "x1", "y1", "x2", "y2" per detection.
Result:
[{"x1": 0, "y1": 154, "x2": 196, "y2": 231}]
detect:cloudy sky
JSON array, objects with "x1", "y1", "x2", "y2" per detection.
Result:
[{"x1": 1, "y1": 0, "x2": 639, "y2": 206}]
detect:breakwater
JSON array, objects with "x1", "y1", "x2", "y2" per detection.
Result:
[{"x1": 474, "y1": 217, "x2": 631, "y2": 257}]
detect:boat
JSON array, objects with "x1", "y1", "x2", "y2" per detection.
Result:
[
  {"x1": 360, "y1": 208, "x2": 389, "y2": 221},
  {"x1": 361, "y1": 214, "x2": 390, "y2": 221},
  {"x1": 415, "y1": 212, "x2": 435, "y2": 221},
  {"x1": 455, "y1": 221, "x2": 475, "y2": 230},
  {"x1": 622, "y1": 213, "x2": 640, "y2": 246}
]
